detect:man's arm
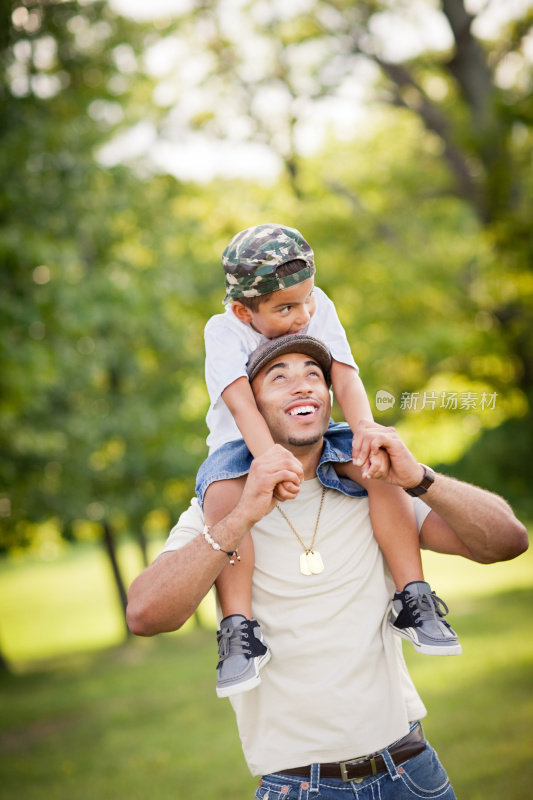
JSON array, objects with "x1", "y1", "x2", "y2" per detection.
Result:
[
  {"x1": 126, "y1": 445, "x2": 303, "y2": 636},
  {"x1": 352, "y1": 420, "x2": 529, "y2": 564}
]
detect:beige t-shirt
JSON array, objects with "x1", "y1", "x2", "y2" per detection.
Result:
[{"x1": 162, "y1": 480, "x2": 428, "y2": 776}]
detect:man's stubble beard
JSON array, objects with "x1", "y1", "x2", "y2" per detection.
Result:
[{"x1": 287, "y1": 432, "x2": 324, "y2": 447}]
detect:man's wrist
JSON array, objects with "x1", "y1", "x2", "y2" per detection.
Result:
[
  {"x1": 403, "y1": 464, "x2": 436, "y2": 497},
  {"x1": 226, "y1": 504, "x2": 261, "y2": 540},
  {"x1": 208, "y1": 512, "x2": 250, "y2": 554}
]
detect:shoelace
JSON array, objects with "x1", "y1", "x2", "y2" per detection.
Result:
[
  {"x1": 407, "y1": 590, "x2": 449, "y2": 623},
  {"x1": 217, "y1": 623, "x2": 251, "y2": 663}
]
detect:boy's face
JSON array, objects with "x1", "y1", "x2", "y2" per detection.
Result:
[{"x1": 233, "y1": 277, "x2": 316, "y2": 339}]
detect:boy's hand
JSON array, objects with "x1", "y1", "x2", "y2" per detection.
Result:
[
  {"x1": 352, "y1": 427, "x2": 390, "y2": 479},
  {"x1": 358, "y1": 446, "x2": 390, "y2": 480},
  {"x1": 352, "y1": 419, "x2": 423, "y2": 487},
  {"x1": 236, "y1": 445, "x2": 303, "y2": 527},
  {"x1": 273, "y1": 479, "x2": 301, "y2": 502}
]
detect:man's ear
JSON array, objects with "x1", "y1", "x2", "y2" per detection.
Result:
[{"x1": 231, "y1": 301, "x2": 253, "y2": 323}]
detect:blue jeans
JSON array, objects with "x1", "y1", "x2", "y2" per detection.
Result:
[
  {"x1": 254, "y1": 733, "x2": 456, "y2": 799},
  {"x1": 196, "y1": 421, "x2": 366, "y2": 507}
]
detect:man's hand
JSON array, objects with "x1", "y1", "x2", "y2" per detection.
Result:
[
  {"x1": 352, "y1": 420, "x2": 424, "y2": 488},
  {"x1": 236, "y1": 445, "x2": 304, "y2": 527}
]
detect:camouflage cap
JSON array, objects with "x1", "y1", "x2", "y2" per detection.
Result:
[{"x1": 222, "y1": 223, "x2": 315, "y2": 303}]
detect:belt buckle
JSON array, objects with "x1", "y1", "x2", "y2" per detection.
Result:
[{"x1": 339, "y1": 755, "x2": 377, "y2": 783}]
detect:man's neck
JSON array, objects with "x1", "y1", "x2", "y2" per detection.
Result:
[{"x1": 286, "y1": 439, "x2": 323, "y2": 480}]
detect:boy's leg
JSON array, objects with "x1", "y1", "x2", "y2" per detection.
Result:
[
  {"x1": 204, "y1": 477, "x2": 270, "y2": 696},
  {"x1": 205, "y1": 476, "x2": 254, "y2": 618},
  {"x1": 366, "y1": 481, "x2": 424, "y2": 590},
  {"x1": 366, "y1": 480, "x2": 461, "y2": 656},
  {"x1": 335, "y1": 459, "x2": 461, "y2": 656},
  {"x1": 334, "y1": 459, "x2": 425, "y2": 589}
]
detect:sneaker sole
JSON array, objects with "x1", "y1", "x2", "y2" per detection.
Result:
[
  {"x1": 391, "y1": 626, "x2": 462, "y2": 656},
  {"x1": 216, "y1": 650, "x2": 271, "y2": 698}
]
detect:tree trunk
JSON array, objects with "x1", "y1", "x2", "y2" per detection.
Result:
[
  {"x1": 0, "y1": 638, "x2": 11, "y2": 673},
  {"x1": 102, "y1": 520, "x2": 131, "y2": 638},
  {"x1": 135, "y1": 528, "x2": 150, "y2": 568}
]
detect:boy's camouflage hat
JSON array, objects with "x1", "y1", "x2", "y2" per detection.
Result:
[{"x1": 222, "y1": 223, "x2": 315, "y2": 303}]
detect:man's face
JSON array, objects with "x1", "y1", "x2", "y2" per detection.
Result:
[{"x1": 251, "y1": 352, "x2": 331, "y2": 449}]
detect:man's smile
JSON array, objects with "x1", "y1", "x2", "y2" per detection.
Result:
[
  {"x1": 288, "y1": 405, "x2": 316, "y2": 416},
  {"x1": 285, "y1": 400, "x2": 320, "y2": 417}
]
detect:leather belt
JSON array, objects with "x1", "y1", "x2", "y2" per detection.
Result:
[{"x1": 280, "y1": 723, "x2": 426, "y2": 783}]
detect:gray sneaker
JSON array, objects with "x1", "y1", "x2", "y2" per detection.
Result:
[
  {"x1": 216, "y1": 615, "x2": 271, "y2": 698},
  {"x1": 390, "y1": 581, "x2": 462, "y2": 656}
]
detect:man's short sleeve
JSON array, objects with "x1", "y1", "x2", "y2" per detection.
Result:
[
  {"x1": 161, "y1": 498, "x2": 205, "y2": 553},
  {"x1": 412, "y1": 497, "x2": 431, "y2": 532}
]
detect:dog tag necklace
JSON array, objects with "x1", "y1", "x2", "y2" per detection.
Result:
[{"x1": 276, "y1": 485, "x2": 326, "y2": 575}]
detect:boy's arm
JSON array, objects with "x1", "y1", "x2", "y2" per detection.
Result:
[
  {"x1": 330, "y1": 360, "x2": 373, "y2": 428},
  {"x1": 222, "y1": 377, "x2": 299, "y2": 499},
  {"x1": 204, "y1": 318, "x2": 275, "y2": 457},
  {"x1": 330, "y1": 360, "x2": 390, "y2": 474},
  {"x1": 204, "y1": 318, "x2": 297, "y2": 495},
  {"x1": 222, "y1": 377, "x2": 276, "y2": 456}
]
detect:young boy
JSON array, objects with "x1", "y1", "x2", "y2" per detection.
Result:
[{"x1": 198, "y1": 223, "x2": 461, "y2": 698}]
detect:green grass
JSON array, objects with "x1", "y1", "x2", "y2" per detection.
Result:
[
  {"x1": 0, "y1": 536, "x2": 532, "y2": 799},
  {"x1": 404, "y1": 587, "x2": 533, "y2": 800},
  {"x1": 0, "y1": 539, "x2": 216, "y2": 666},
  {"x1": 0, "y1": 633, "x2": 254, "y2": 800}
]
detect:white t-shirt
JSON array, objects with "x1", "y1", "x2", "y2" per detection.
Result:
[
  {"x1": 204, "y1": 287, "x2": 358, "y2": 453},
  {"x1": 161, "y1": 485, "x2": 430, "y2": 776}
]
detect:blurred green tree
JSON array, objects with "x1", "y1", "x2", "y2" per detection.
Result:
[
  {"x1": 1, "y1": 0, "x2": 530, "y2": 635},
  {"x1": 0, "y1": 1, "x2": 211, "y2": 626},
  {"x1": 144, "y1": 0, "x2": 532, "y2": 508}
]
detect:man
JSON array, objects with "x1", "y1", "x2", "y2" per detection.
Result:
[{"x1": 127, "y1": 335, "x2": 527, "y2": 800}]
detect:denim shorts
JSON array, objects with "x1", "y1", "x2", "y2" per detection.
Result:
[
  {"x1": 254, "y1": 726, "x2": 456, "y2": 800},
  {"x1": 196, "y1": 422, "x2": 367, "y2": 508}
]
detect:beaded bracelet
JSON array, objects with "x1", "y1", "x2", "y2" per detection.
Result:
[{"x1": 202, "y1": 525, "x2": 240, "y2": 565}]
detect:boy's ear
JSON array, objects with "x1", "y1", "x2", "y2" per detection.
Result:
[{"x1": 231, "y1": 301, "x2": 253, "y2": 323}]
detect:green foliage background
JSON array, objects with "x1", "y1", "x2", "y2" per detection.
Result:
[
  {"x1": 1, "y1": 0, "x2": 531, "y2": 625},
  {"x1": 0, "y1": 2, "x2": 532, "y2": 797},
  {"x1": 0, "y1": 2, "x2": 533, "y2": 549}
]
